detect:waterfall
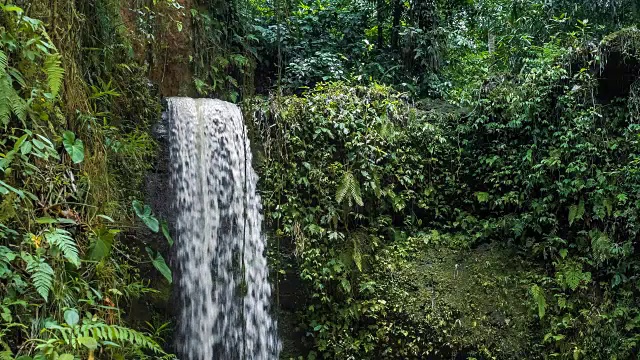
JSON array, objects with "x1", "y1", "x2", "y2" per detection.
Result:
[{"x1": 167, "y1": 98, "x2": 280, "y2": 360}]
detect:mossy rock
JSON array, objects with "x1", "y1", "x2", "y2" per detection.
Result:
[{"x1": 378, "y1": 240, "x2": 542, "y2": 359}]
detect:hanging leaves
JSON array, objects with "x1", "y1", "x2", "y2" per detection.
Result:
[{"x1": 161, "y1": 220, "x2": 174, "y2": 246}]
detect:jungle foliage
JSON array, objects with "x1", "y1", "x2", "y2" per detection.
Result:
[
  {"x1": 0, "y1": 2, "x2": 176, "y2": 359},
  {"x1": 4, "y1": 0, "x2": 640, "y2": 359},
  {"x1": 246, "y1": 0, "x2": 640, "y2": 359}
]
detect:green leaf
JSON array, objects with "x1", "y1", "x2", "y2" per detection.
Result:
[
  {"x1": 1, "y1": 5, "x2": 24, "y2": 14},
  {"x1": 56, "y1": 218, "x2": 77, "y2": 225},
  {"x1": 36, "y1": 217, "x2": 58, "y2": 224},
  {"x1": 77, "y1": 336, "x2": 98, "y2": 350},
  {"x1": 568, "y1": 205, "x2": 577, "y2": 225},
  {"x1": 0, "y1": 180, "x2": 23, "y2": 198},
  {"x1": 617, "y1": 193, "x2": 628, "y2": 203},
  {"x1": 58, "y1": 355, "x2": 74, "y2": 360},
  {"x1": 97, "y1": 214, "x2": 115, "y2": 223},
  {"x1": 530, "y1": 284, "x2": 546, "y2": 319},
  {"x1": 161, "y1": 221, "x2": 174, "y2": 246},
  {"x1": 568, "y1": 200, "x2": 584, "y2": 226},
  {"x1": 13, "y1": 134, "x2": 28, "y2": 151},
  {"x1": 146, "y1": 247, "x2": 172, "y2": 283},
  {"x1": 577, "y1": 199, "x2": 585, "y2": 220},
  {"x1": 132, "y1": 200, "x2": 159, "y2": 232},
  {"x1": 475, "y1": 192, "x2": 489, "y2": 203},
  {"x1": 32, "y1": 138, "x2": 45, "y2": 150},
  {"x1": 64, "y1": 308, "x2": 79, "y2": 326},
  {"x1": 89, "y1": 227, "x2": 118, "y2": 261},
  {"x1": 340, "y1": 278, "x2": 351, "y2": 293},
  {"x1": 0, "y1": 246, "x2": 17, "y2": 262},
  {"x1": 62, "y1": 131, "x2": 84, "y2": 164},
  {"x1": 562, "y1": 263, "x2": 586, "y2": 291},
  {"x1": 559, "y1": 248, "x2": 568, "y2": 259}
]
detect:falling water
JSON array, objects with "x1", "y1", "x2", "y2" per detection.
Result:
[{"x1": 167, "y1": 98, "x2": 279, "y2": 360}]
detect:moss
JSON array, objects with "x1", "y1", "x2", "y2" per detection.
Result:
[
  {"x1": 0, "y1": 194, "x2": 17, "y2": 224},
  {"x1": 600, "y1": 27, "x2": 640, "y2": 59},
  {"x1": 379, "y1": 240, "x2": 542, "y2": 358}
]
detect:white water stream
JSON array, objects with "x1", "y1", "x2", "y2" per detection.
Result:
[{"x1": 167, "y1": 98, "x2": 279, "y2": 359}]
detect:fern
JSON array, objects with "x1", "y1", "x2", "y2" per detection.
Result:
[
  {"x1": 336, "y1": 171, "x2": 363, "y2": 207},
  {"x1": 9, "y1": 92, "x2": 26, "y2": 123},
  {"x1": 0, "y1": 338, "x2": 12, "y2": 360},
  {"x1": 0, "y1": 50, "x2": 7, "y2": 73},
  {"x1": 44, "y1": 54, "x2": 64, "y2": 97},
  {"x1": 372, "y1": 172, "x2": 381, "y2": 199},
  {"x1": 564, "y1": 265, "x2": 583, "y2": 291},
  {"x1": 0, "y1": 349, "x2": 11, "y2": 360},
  {"x1": 530, "y1": 284, "x2": 546, "y2": 319},
  {"x1": 352, "y1": 177, "x2": 363, "y2": 206},
  {"x1": 0, "y1": 75, "x2": 16, "y2": 127},
  {"x1": 45, "y1": 229, "x2": 80, "y2": 268},
  {"x1": 0, "y1": 58, "x2": 26, "y2": 127},
  {"x1": 49, "y1": 323, "x2": 165, "y2": 354},
  {"x1": 22, "y1": 253, "x2": 54, "y2": 301},
  {"x1": 7, "y1": 67, "x2": 25, "y2": 87},
  {"x1": 336, "y1": 172, "x2": 351, "y2": 204}
]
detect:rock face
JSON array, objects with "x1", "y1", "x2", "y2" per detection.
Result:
[
  {"x1": 123, "y1": 100, "x2": 176, "y2": 350},
  {"x1": 147, "y1": 100, "x2": 174, "y2": 231},
  {"x1": 374, "y1": 240, "x2": 542, "y2": 358}
]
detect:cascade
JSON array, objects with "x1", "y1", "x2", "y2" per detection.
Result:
[{"x1": 167, "y1": 98, "x2": 280, "y2": 359}]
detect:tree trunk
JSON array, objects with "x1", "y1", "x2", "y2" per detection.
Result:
[
  {"x1": 391, "y1": 0, "x2": 401, "y2": 49},
  {"x1": 377, "y1": 0, "x2": 384, "y2": 49}
]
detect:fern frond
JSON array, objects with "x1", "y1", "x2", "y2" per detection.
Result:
[
  {"x1": 0, "y1": 102, "x2": 9, "y2": 128},
  {"x1": 530, "y1": 284, "x2": 546, "y2": 319},
  {"x1": 372, "y1": 172, "x2": 381, "y2": 198},
  {"x1": 0, "y1": 78, "x2": 12, "y2": 127},
  {"x1": 8, "y1": 67, "x2": 26, "y2": 88},
  {"x1": 0, "y1": 338, "x2": 12, "y2": 360},
  {"x1": 0, "y1": 50, "x2": 7, "y2": 73},
  {"x1": 44, "y1": 54, "x2": 64, "y2": 97},
  {"x1": 0, "y1": 349, "x2": 12, "y2": 360},
  {"x1": 45, "y1": 229, "x2": 80, "y2": 268},
  {"x1": 23, "y1": 253, "x2": 54, "y2": 301},
  {"x1": 352, "y1": 178, "x2": 363, "y2": 206},
  {"x1": 336, "y1": 171, "x2": 363, "y2": 206},
  {"x1": 73, "y1": 324, "x2": 165, "y2": 354},
  {"x1": 336, "y1": 171, "x2": 354, "y2": 205},
  {"x1": 9, "y1": 91, "x2": 26, "y2": 123}
]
